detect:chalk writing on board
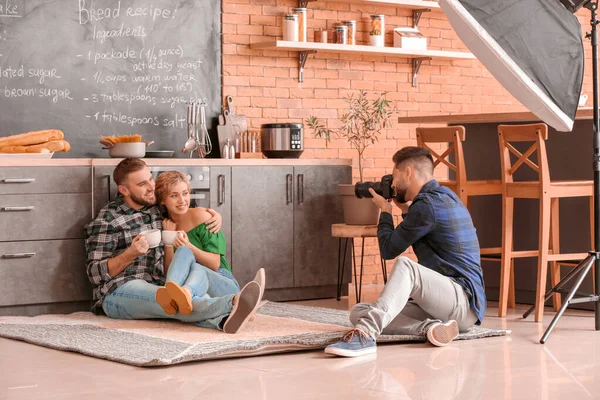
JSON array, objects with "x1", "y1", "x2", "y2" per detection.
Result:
[
  {"x1": 0, "y1": 0, "x2": 221, "y2": 157},
  {"x1": 0, "y1": 1, "x2": 19, "y2": 18}
]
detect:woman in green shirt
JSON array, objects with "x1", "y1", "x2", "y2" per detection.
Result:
[{"x1": 154, "y1": 171, "x2": 265, "y2": 318}]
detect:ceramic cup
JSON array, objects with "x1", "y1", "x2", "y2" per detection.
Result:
[
  {"x1": 141, "y1": 228, "x2": 161, "y2": 248},
  {"x1": 579, "y1": 93, "x2": 588, "y2": 107},
  {"x1": 162, "y1": 230, "x2": 181, "y2": 246}
]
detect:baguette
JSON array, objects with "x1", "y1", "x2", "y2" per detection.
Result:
[
  {"x1": 0, "y1": 130, "x2": 64, "y2": 147},
  {"x1": 0, "y1": 140, "x2": 71, "y2": 153}
]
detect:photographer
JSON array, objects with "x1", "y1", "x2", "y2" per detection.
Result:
[{"x1": 325, "y1": 147, "x2": 486, "y2": 358}]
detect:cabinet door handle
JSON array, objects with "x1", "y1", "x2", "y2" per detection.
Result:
[
  {"x1": 297, "y1": 174, "x2": 304, "y2": 204},
  {"x1": 218, "y1": 174, "x2": 225, "y2": 205},
  {"x1": 2, "y1": 252, "x2": 36, "y2": 259},
  {"x1": 286, "y1": 174, "x2": 293, "y2": 205},
  {"x1": 2, "y1": 178, "x2": 35, "y2": 183},
  {"x1": 1, "y1": 206, "x2": 35, "y2": 211}
]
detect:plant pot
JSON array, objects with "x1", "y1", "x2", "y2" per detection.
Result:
[
  {"x1": 370, "y1": 35, "x2": 384, "y2": 47},
  {"x1": 339, "y1": 184, "x2": 380, "y2": 225}
]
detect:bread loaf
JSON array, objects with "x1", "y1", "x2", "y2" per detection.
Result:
[
  {"x1": 0, "y1": 130, "x2": 64, "y2": 147},
  {"x1": 0, "y1": 140, "x2": 71, "y2": 153}
]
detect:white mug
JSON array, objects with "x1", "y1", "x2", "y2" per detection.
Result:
[
  {"x1": 579, "y1": 93, "x2": 588, "y2": 107},
  {"x1": 141, "y1": 229, "x2": 161, "y2": 248},
  {"x1": 162, "y1": 230, "x2": 181, "y2": 246}
]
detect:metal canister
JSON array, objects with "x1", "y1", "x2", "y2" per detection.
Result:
[
  {"x1": 342, "y1": 20, "x2": 356, "y2": 45},
  {"x1": 283, "y1": 14, "x2": 299, "y2": 41},
  {"x1": 334, "y1": 25, "x2": 348, "y2": 45}
]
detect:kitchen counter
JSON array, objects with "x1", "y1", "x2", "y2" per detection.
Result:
[
  {"x1": 0, "y1": 158, "x2": 352, "y2": 167},
  {"x1": 397, "y1": 107, "x2": 594, "y2": 125}
]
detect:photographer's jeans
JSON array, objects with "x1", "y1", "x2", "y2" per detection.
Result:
[
  {"x1": 351, "y1": 256, "x2": 478, "y2": 338},
  {"x1": 102, "y1": 247, "x2": 236, "y2": 330}
]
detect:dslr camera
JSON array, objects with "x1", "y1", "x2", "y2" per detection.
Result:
[{"x1": 355, "y1": 174, "x2": 394, "y2": 199}]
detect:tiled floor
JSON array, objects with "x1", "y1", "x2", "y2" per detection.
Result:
[{"x1": 1, "y1": 290, "x2": 600, "y2": 400}]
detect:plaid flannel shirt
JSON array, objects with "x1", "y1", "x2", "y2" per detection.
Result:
[
  {"x1": 377, "y1": 179, "x2": 487, "y2": 324},
  {"x1": 85, "y1": 197, "x2": 165, "y2": 313}
]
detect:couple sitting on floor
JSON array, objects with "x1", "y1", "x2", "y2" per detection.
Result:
[
  {"x1": 86, "y1": 147, "x2": 486, "y2": 357},
  {"x1": 85, "y1": 157, "x2": 265, "y2": 334}
]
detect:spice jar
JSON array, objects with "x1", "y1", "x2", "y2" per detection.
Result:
[
  {"x1": 342, "y1": 20, "x2": 356, "y2": 45},
  {"x1": 292, "y1": 8, "x2": 307, "y2": 42},
  {"x1": 314, "y1": 29, "x2": 328, "y2": 43},
  {"x1": 334, "y1": 25, "x2": 348, "y2": 45},
  {"x1": 370, "y1": 15, "x2": 385, "y2": 47},
  {"x1": 283, "y1": 14, "x2": 299, "y2": 41}
]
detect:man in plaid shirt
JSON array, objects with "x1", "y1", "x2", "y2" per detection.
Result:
[
  {"x1": 85, "y1": 158, "x2": 261, "y2": 333},
  {"x1": 326, "y1": 147, "x2": 486, "y2": 357}
]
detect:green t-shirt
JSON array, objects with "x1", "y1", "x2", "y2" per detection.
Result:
[{"x1": 186, "y1": 223, "x2": 231, "y2": 272}]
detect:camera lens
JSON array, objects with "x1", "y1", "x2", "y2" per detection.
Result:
[{"x1": 354, "y1": 182, "x2": 382, "y2": 198}]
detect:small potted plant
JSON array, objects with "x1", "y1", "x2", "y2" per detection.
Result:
[{"x1": 307, "y1": 91, "x2": 394, "y2": 225}]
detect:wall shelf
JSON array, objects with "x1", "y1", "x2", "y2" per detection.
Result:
[
  {"x1": 299, "y1": 0, "x2": 440, "y2": 27},
  {"x1": 299, "y1": 0, "x2": 441, "y2": 10},
  {"x1": 250, "y1": 40, "x2": 475, "y2": 86}
]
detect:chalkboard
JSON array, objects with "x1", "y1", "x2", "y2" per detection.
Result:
[{"x1": 0, "y1": 0, "x2": 221, "y2": 158}]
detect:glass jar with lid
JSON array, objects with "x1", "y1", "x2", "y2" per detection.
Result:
[
  {"x1": 334, "y1": 25, "x2": 348, "y2": 45},
  {"x1": 292, "y1": 8, "x2": 307, "y2": 42},
  {"x1": 342, "y1": 20, "x2": 356, "y2": 45},
  {"x1": 370, "y1": 15, "x2": 385, "y2": 47}
]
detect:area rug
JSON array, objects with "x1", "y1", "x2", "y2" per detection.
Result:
[{"x1": 0, "y1": 302, "x2": 510, "y2": 367}]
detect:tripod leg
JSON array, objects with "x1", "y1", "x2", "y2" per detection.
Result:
[
  {"x1": 523, "y1": 256, "x2": 590, "y2": 319},
  {"x1": 540, "y1": 255, "x2": 595, "y2": 343}
]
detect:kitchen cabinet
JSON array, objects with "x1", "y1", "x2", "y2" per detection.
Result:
[
  {"x1": 231, "y1": 165, "x2": 352, "y2": 300},
  {"x1": 0, "y1": 167, "x2": 93, "y2": 315},
  {"x1": 231, "y1": 166, "x2": 295, "y2": 289},
  {"x1": 0, "y1": 161, "x2": 351, "y2": 315}
]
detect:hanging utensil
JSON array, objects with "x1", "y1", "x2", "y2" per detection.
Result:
[
  {"x1": 226, "y1": 95, "x2": 236, "y2": 115},
  {"x1": 183, "y1": 102, "x2": 197, "y2": 153},
  {"x1": 196, "y1": 102, "x2": 212, "y2": 157}
]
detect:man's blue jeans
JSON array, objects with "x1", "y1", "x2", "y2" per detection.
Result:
[{"x1": 102, "y1": 247, "x2": 238, "y2": 329}]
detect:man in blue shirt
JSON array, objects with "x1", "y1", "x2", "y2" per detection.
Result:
[{"x1": 325, "y1": 147, "x2": 486, "y2": 357}]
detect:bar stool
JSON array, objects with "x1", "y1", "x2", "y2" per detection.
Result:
[
  {"x1": 498, "y1": 123, "x2": 594, "y2": 322},
  {"x1": 331, "y1": 223, "x2": 388, "y2": 303},
  {"x1": 416, "y1": 126, "x2": 516, "y2": 308}
]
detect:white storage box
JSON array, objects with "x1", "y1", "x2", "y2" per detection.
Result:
[{"x1": 393, "y1": 27, "x2": 427, "y2": 50}]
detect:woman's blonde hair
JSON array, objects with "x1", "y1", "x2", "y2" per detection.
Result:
[{"x1": 155, "y1": 171, "x2": 190, "y2": 204}]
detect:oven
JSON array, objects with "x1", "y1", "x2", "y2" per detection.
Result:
[{"x1": 93, "y1": 166, "x2": 217, "y2": 210}]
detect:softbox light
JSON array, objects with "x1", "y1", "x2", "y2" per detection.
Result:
[{"x1": 440, "y1": 0, "x2": 584, "y2": 132}]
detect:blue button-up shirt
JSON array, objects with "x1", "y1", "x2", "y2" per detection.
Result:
[{"x1": 377, "y1": 179, "x2": 486, "y2": 323}]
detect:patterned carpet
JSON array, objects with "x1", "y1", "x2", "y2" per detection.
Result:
[{"x1": 0, "y1": 302, "x2": 510, "y2": 367}]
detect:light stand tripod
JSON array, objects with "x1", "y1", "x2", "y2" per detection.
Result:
[{"x1": 523, "y1": 0, "x2": 600, "y2": 343}]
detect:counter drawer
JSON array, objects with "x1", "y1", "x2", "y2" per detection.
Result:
[
  {"x1": 0, "y1": 193, "x2": 92, "y2": 241},
  {"x1": 0, "y1": 239, "x2": 92, "y2": 306},
  {"x1": 0, "y1": 167, "x2": 91, "y2": 194}
]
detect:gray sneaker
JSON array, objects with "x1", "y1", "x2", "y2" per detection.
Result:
[
  {"x1": 427, "y1": 320, "x2": 459, "y2": 347},
  {"x1": 223, "y1": 281, "x2": 261, "y2": 334}
]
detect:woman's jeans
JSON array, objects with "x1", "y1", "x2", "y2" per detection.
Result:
[{"x1": 102, "y1": 247, "x2": 238, "y2": 329}]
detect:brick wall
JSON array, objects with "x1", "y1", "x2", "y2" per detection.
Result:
[{"x1": 222, "y1": 0, "x2": 594, "y2": 284}]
